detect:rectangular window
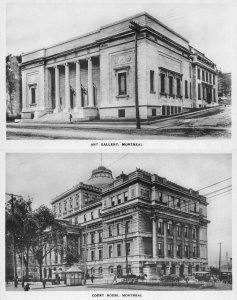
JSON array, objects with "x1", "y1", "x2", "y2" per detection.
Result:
[
  {"x1": 198, "y1": 84, "x2": 201, "y2": 100},
  {"x1": 158, "y1": 243, "x2": 162, "y2": 255},
  {"x1": 152, "y1": 108, "x2": 156, "y2": 116},
  {"x1": 31, "y1": 87, "x2": 36, "y2": 104},
  {"x1": 202, "y1": 70, "x2": 205, "y2": 81},
  {"x1": 126, "y1": 243, "x2": 131, "y2": 255},
  {"x1": 176, "y1": 78, "x2": 181, "y2": 96},
  {"x1": 206, "y1": 72, "x2": 208, "y2": 82},
  {"x1": 91, "y1": 211, "x2": 94, "y2": 220},
  {"x1": 117, "y1": 194, "x2": 122, "y2": 204},
  {"x1": 193, "y1": 246, "x2": 196, "y2": 257},
  {"x1": 150, "y1": 70, "x2": 155, "y2": 92},
  {"x1": 109, "y1": 225, "x2": 113, "y2": 237},
  {"x1": 167, "y1": 244, "x2": 173, "y2": 257},
  {"x1": 177, "y1": 245, "x2": 181, "y2": 257},
  {"x1": 214, "y1": 88, "x2": 216, "y2": 101},
  {"x1": 160, "y1": 73, "x2": 165, "y2": 93},
  {"x1": 197, "y1": 69, "x2": 200, "y2": 79},
  {"x1": 124, "y1": 191, "x2": 128, "y2": 202},
  {"x1": 99, "y1": 231, "x2": 102, "y2": 243},
  {"x1": 117, "y1": 244, "x2": 121, "y2": 257},
  {"x1": 118, "y1": 109, "x2": 125, "y2": 118},
  {"x1": 213, "y1": 75, "x2": 215, "y2": 84},
  {"x1": 109, "y1": 245, "x2": 113, "y2": 258},
  {"x1": 91, "y1": 250, "x2": 94, "y2": 261},
  {"x1": 111, "y1": 197, "x2": 115, "y2": 206},
  {"x1": 158, "y1": 192, "x2": 163, "y2": 202},
  {"x1": 98, "y1": 209, "x2": 101, "y2": 216},
  {"x1": 84, "y1": 214, "x2": 87, "y2": 222},
  {"x1": 190, "y1": 82, "x2": 192, "y2": 99},
  {"x1": 118, "y1": 72, "x2": 127, "y2": 95},
  {"x1": 131, "y1": 189, "x2": 135, "y2": 198},
  {"x1": 91, "y1": 233, "x2": 94, "y2": 244},
  {"x1": 185, "y1": 246, "x2": 189, "y2": 257},
  {"x1": 117, "y1": 223, "x2": 120, "y2": 235},
  {"x1": 185, "y1": 80, "x2": 188, "y2": 98},
  {"x1": 192, "y1": 228, "x2": 196, "y2": 239},
  {"x1": 158, "y1": 221, "x2": 163, "y2": 234},
  {"x1": 59, "y1": 203, "x2": 62, "y2": 214},
  {"x1": 185, "y1": 226, "x2": 189, "y2": 238},
  {"x1": 75, "y1": 194, "x2": 79, "y2": 207},
  {"x1": 209, "y1": 74, "x2": 212, "y2": 83},
  {"x1": 64, "y1": 201, "x2": 67, "y2": 212},
  {"x1": 167, "y1": 223, "x2": 172, "y2": 235},
  {"x1": 169, "y1": 76, "x2": 173, "y2": 95},
  {"x1": 83, "y1": 234, "x2": 86, "y2": 245},
  {"x1": 99, "y1": 249, "x2": 103, "y2": 260},
  {"x1": 125, "y1": 221, "x2": 130, "y2": 233},
  {"x1": 177, "y1": 225, "x2": 181, "y2": 237}
]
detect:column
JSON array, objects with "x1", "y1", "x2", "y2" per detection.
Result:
[
  {"x1": 173, "y1": 76, "x2": 176, "y2": 97},
  {"x1": 152, "y1": 217, "x2": 157, "y2": 258},
  {"x1": 165, "y1": 74, "x2": 169, "y2": 95},
  {"x1": 181, "y1": 223, "x2": 185, "y2": 258},
  {"x1": 75, "y1": 60, "x2": 82, "y2": 109},
  {"x1": 64, "y1": 63, "x2": 71, "y2": 111},
  {"x1": 54, "y1": 65, "x2": 60, "y2": 112},
  {"x1": 78, "y1": 236, "x2": 81, "y2": 256},
  {"x1": 189, "y1": 225, "x2": 193, "y2": 259},
  {"x1": 173, "y1": 221, "x2": 177, "y2": 258},
  {"x1": 163, "y1": 219, "x2": 167, "y2": 258},
  {"x1": 196, "y1": 226, "x2": 200, "y2": 258},
  {"x1": 63, "y1": 235, "x2": 67, "y2": 261},
  {"x1": 87, "y1": 57, "x2": 94, "y2": 107}
]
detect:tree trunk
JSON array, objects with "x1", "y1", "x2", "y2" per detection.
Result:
[{"x1": 39, "y1": 261, "x2": 42, "y2": 281}]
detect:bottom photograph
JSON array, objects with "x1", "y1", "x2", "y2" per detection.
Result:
[{"x1": 5, "y1": 153, "x2": 232, "y2": 291}]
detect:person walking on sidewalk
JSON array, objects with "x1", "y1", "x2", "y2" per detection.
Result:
[
  {"x1": 42, "y1": 278, "x2": 46, "y2": 289},
  {"x1": 69, "y1": 114, "x2": 72, "y2": 123},
  {"x1": 91, "y1": 274, "x2": 94, "y2": 283}
]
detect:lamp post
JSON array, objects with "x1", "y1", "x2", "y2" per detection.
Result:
[{"x1": 129, "y1": 20, "x2": 142, "y2": 129}]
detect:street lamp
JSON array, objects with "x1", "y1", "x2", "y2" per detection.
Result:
[{"x1": 129, "y1": 20, "x2": 142, "y2": 129}]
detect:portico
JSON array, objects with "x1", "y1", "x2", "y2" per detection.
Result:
[{"x1": 46, "y1": 56, "x2": 99, "y2": 118}]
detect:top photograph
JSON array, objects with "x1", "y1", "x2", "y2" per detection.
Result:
[{"x1": 6, "y1": 2, "x2": 232, "y2": 140}]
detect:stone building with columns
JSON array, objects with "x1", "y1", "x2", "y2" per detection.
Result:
[
  {"x1": 43, "y1": 165, "x2": 209, "y2": 280},
  {"x1": 20, "y1": 12, "x2": 218, "y2": 121}
]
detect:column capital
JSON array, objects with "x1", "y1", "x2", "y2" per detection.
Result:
[
  {"x1": 75, "y1": 59, "x2": 81, "y2": 64},
  {"x1": 64, "y1": 62, "x2": 69, "y2": 66}
]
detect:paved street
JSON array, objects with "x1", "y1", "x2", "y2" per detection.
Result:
[{"x1": 6, "y1": 106, "x2": 231, "y2": 139}]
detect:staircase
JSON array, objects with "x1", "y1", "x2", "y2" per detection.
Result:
[{"x1": 36, "y1": 111, "x2": 77, "y2": 123}]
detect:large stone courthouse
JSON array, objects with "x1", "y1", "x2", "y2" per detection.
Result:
[
  {"x1": 40, "y1": 165, "x2": 209, "y2": 280},
  {"x1": 21, "y1": 12, "x2": 218, "y2": 121}
]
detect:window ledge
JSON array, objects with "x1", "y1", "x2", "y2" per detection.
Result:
[
  {"x1": 116, "y1": 94, "x2": 129, "y2": 99},
  {"x1": 30, "y1": 103, "x2": 37, "y2": 107},
  {"x1": 150, "y1": 91, "x2": 156, "y2": 94}
]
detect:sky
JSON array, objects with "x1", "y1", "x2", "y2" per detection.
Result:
[
  {"x1": 6, "y1": 153, "x2": 232, "y2": 267},
  {"x1": 5, "y1": 0, "x2": 236, "y2": 72}
]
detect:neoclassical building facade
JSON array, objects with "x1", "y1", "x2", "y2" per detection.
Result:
[
  {"x1": 42, "y1": 165, "x2": 209, "y2": 280},
  {"x1": 21, "y1": 12, "x2": 218, "y2": 121}
]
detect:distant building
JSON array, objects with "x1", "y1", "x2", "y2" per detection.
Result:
[
  {"x1": 20, "y1": 12, "x2": 218, "y2": 121},
  {"x1": 40, "y1": 165, "x2": 209, "y2": 280}
]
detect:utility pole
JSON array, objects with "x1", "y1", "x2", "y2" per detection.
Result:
[
  {"x1": 218, "y1": 242, "x2": 222, "y2": 276},
  {"x1": 129, "y1": 20, "x2": 142, "y2": 130}
]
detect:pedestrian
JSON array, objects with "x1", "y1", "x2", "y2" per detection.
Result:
[
  {"x1": 113, "y1": 274, "x2": 117, "y2": 284},
  {"x1": 42, "y1": 278, "x2": 46, "y2": 289},
  {"x1": 24, "y1": 283, "x2": 30, "y2": 291},
  {"x1": 91, "y1": 274, "x2": 94, "y2": 283},
  {"x1": 84, "y1": 274, "x2": 87, "y2": 285},
  {"x1": 69, "y1": 113, "x2": 72, "y2": 123}
]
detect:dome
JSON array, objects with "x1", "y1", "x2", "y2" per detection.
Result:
[{"x1": 87, "y1": 166, "x2": 114, "y2": 187}]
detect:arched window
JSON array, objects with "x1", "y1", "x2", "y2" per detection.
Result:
[
  {"x1": 99, "y1": 267, "x2": 103, "y2": 275},
  {"x1": 109, "y1": 266, "x2": 114, "y2": 274},
  {"x1": 91, "y1": 267, "x2": 95, "y2": 275}
]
